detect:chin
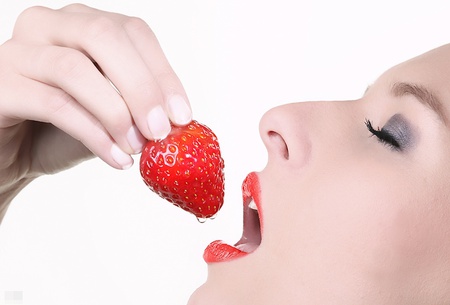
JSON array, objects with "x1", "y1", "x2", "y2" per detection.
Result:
[
  {"x1": 186, "y1": 285, "x2": 209, "y2": 305},
  {"x1": 186, "y1": 284, "x2": 223, "y2": 305}
]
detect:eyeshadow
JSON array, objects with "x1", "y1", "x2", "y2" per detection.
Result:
[{"x1": 381, "y1": 113, "x2": 416, "y2": 150}]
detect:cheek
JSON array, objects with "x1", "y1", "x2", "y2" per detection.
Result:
[
  {"x1": 374, "y1": 188, "x2": 450, "y2": 273},
  {"x1": 324, "y1": 170, "x2": 449, "y2": 266},
  {"x1": 262, "y1": 163, "x2": 450, "y2": 290}
]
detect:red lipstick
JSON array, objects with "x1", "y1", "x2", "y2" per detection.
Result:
[{"x1": 203, "y1": 172, "x2": 262, "y2": 264}]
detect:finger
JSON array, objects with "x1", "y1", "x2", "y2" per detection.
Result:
[
  {"x1": 0, "y1": 75, "x2": 134, "y2": 170},
  {"x1": 15, "y1": 6, "x2": 169, "y2": 140},
  {"x1": 121, "y1": 17, "x2": 193, "y2": 127},
  {"x1": 61, "y1": 4, "x2": 193, "y2": 126},
  {"x1": 13, "y1": 43, "x2": 146, "y2": 155},
  {"x1": 15, "y1": 5, "x2": 192, "y2": 140}
]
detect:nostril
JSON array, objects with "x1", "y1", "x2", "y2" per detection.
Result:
[{"x1": 268, "y1": 131, "x2": 289, "y2": 160}]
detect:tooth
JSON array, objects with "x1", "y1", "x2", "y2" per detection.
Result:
[{"x1": 248, "y1": 199, "x2": 257, "y2": 210}]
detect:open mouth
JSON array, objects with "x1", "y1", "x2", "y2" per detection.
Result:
[{"x1": 203, "y1": 172, "x2": 263, "y2": 264}]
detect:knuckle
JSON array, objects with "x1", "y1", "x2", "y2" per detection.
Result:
[
  {"x1": 51, "y1": 49, "x2": 87, "y2": 81},
  {"x1": 154, "y1": 70, "x2": 181, "y2": 93},
  {"x1": 155, "y1": 69, "x2": 173, "y2": 80},
  {"x1": 14, "y1": 6, "x2": 48, "y2": 34},
  {"x1": 123, "y1": 16, "x2": 153, "y2": 35},
  {"x1": 45, "y1": 90, "x2": 74, "y2": 120},
  {"x1": 132, "y1": 78, "x2": 161, "y2": 101},
  {"x1": 84, "y1": 15, "x2": 120, "y2": 41},
  {"x1": 60, "y1": 3, "x2": 89, "y2": 12},
  {"x1": 104, "y1": 106, "x2": 131, "y2": 132}
]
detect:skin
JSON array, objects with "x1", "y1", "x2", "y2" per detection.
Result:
[
  {"x1": 1, "y1": 4, "x2": 450, "y2": 305},
  {"x1": 188, "y1": 44, "x2": 450, "y2": 304},
  {"x1": 0, "y1": 4, "x2": 192, "y2": 221}
]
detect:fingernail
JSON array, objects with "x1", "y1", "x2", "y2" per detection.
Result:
[
  {"x1": 111, "y1": 144, "x2": 133, "y2": 170},
  {"x1": 127, "y1": 125, "x2": 146, "y2": 153},
  {"x1": 147, "y1": 105, "x2": 171, "y2": 139},
  {"x1": 168, "y1": 95, "x2": 192, "y2": 125}
]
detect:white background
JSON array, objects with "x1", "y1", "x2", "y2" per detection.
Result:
[{"x1": 0, "y1": 0, "x2": 449, "y2": 304}]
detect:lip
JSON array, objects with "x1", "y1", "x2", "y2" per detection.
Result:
[{"x1": 203, "y1": 172, "x2": 263, "y2": 264}]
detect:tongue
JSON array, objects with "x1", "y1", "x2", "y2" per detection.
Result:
[{"x1": 235, "y1": 242, "x2": 260, "y2": 253}]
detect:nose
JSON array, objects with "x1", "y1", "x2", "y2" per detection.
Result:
[{"x1": 259, "y1": 102, "x2": 314, "y2": 168}]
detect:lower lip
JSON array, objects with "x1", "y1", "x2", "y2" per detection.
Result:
[
  {"x1": 203, "y1": 172, "x2": 261, "y2": 264},
  {"x1": 203, "y1": 240, "x2": 247, "y2": 263}
]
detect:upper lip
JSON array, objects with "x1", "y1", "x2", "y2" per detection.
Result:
[{"x1": 234, "y1": 172, "x2": 263, "y2": 253}]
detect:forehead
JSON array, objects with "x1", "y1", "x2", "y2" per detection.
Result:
[
  {"x1": 374, "y1": 44, "x2": 450, "y2": 121},
  {"x1": 385, "y1": 44, "x2": 450, "y2": 89}
]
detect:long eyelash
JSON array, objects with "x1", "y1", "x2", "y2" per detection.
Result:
[{"x1": 365, "y1": 119, "x2": 401, "y2": 151}]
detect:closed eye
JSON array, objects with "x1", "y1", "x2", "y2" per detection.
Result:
[{"x1": 365, "y1": 119, "x2": 401, "y2": 151}]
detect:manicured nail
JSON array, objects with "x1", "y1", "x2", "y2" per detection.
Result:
[
  {"x1": 168, "y1": 95, "x2": 192, "y2": 125},
  {"x1": 111, "y1": 144, "x2": 133, "y2": 170},
  {"x1": 127, "y1": 125, "x2": 146, "y2": 153},
  {"x1": 147, "y1": 105, "x2": 171, "y2": 139}
]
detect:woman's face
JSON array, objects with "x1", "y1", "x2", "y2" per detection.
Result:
[{"x1": 188, "y1": 44, "x2": 450, "y2": 304}]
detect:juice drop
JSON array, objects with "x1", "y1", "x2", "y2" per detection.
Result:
[{"x1": 197, "y1": 217, "x2": 207, "y2": 223}]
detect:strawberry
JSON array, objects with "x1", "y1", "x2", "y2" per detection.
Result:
[{"x1": 140, "y1": 120, "x2": 225, "y2": 219}]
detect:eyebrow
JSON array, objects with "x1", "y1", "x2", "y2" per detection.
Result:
[{"x1": 390, "y1": 82, "x2": 448, "y2": 125}]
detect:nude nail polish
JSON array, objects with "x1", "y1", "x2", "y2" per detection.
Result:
[
  {"x1": 111, "y1": 144, "x2": 133, "y2": 170},
  {"x1": 168, "y1": 95, "x2": 192, "y2": 125},
  {"x1": 127, "y1": 125, "x2": 145, "y2": 153},
  {"x1": 147, "y1": 105, "x2": 171, "y2": 139}
]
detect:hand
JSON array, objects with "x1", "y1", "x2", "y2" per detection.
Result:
[{"x1": 0, "y1": 4, "x2": 192, "y2": 204}]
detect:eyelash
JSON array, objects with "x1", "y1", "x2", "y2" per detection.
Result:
[{"x1": 364, "y1": 119, "x2": 401, "y2": 151}]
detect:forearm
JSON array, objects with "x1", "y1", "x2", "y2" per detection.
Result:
[
  {"x1": 0, "y1": 200, "x2": 9, "y2": 225},
  {"x1": 0, "y1": 177, "x2": 34, "y2": 225}
]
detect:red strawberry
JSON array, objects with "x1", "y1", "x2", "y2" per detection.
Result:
[{"x1": 140, "y1": 120, "x2": 225, "y2": 219}]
